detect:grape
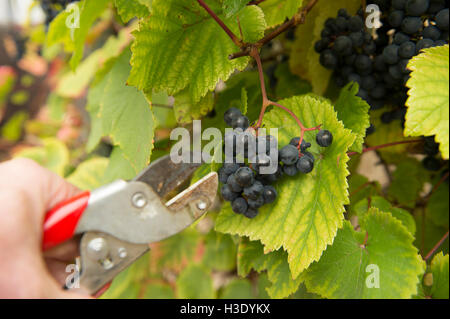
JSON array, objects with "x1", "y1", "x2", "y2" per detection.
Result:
[
  {"x1": 423, "y1": 26, "x2": 441, "y2": 40},
  {"x1": 334, "y1": 36, "x2": 352, "y2": 53},
  {"x1": 336, "y1": 17, "x2": 349, "y2": 32},
  {"x1": 405, "y1": 0, "x2": 430, "y2": 16},
  {"x1": 223, "y1": 163, "x2": 240, "y2": 175},
  {"x1": 220, "y1": 185, "x2": 239, "y2": 202},
  {"x1": 428, "y1": 0, "x2": 446, "y2": 13},
  {"x1": 361, "y1": 75, "x2": 377, "y2": 90},
  {"x1": 348, "y1": 73, "x2": 362, "y2": 85},
  {"x1": 218, "y1": 167, "x2": 229, "y2": 184},
  {"x1": 357, "y1": 88, "x2": 370, "y2": 100},
  {"x1": 243, "y1": 181, "x2": 264, "y2": 200},
  {"x1": 235, "y1": 167, "x2": 255, "y2": 187},
  {"x1": 366, "y1": 124, "x2": 376, "y2": 135},
  {"x1": 247, "y1": 196, "x2": 265, "y2": 209},
  {"x1": 363, "y1": 42, "x2": 377, "y2": 55},
  {"x1": 389, "y1": 10, "x2": 405, "y2": 28},
  {"x1": 381, "y1": 111, "x2": 395, "y2": 124},
  {"x1": 315, "y1": 39, "x2": 329, "y2": 52},
  {"x1": 349, "y1": 16, "x2": 364, "y2": 32},
  {"x1": 399, "y1": 41, "x2": 417, "y2": 58},
  {"x1": 394, "y1": 32, "x2": 411, "y2": 44},
  {"x1": 350, "y1": 31, "x2": 364, "y2": 47},
  {"x1": 436, "y1": 8, "x2": 449, "y2": 30},
  {"x1": 371, "y1": 85, "x2": 387, "y2": 99},
  {"x1": 320, "y1": 50, "x2": 339, "y2": 69},
  {"x1": 338, "y1": 8, "x2": 350, "y2": 18},
  {"x1": 280, "y1": 145, "x2": 299, "y2": 165},
  {"x1": 262, "y1": 186, "x2": 277, "y2": 204},
  {"x1": 232, "y1": 197, "x2": 248, "y2": 214},
  {"x1": 232, "y1": 115, "x2": 249, "y2": 130},
  {"x1": 398, "y1": 59, "x2": 411, "y2": 73},
  {"x1": 422, "y1": 156, "x2": 442, "y2": 171},
  {"x1": 374, "y1": 55, "x2": 388, "y2": 71},
  {"x1": 224, "y1": 107, "x2": 241, "y2": 126},
  {"x1": 227, "y1": 174, "x2": 244, "y2": 193},
  {"x1": 243, "y1": 208, "x2": 259, "y2": 219},
  {"x1": 283, "y1": 165, "x2": 298, "y2": 176},
  {"x1": 355, "y1": 55, "x2": 372, "y2": 71},
  {"x1": 345, "y1": 54, "x2": 357, "y2": 66},
  {"x1": 296, "y1": 156, "x2": 314, "y2": 174},
  {"x1": 383, "y1": 44, "x2": 400, "y2": 64},
  {"x1": 389, "y1": 64, "x2": 404, "y2": 80},
  {"x1": 416, "y1": 38, "x2": 435, "y2": 53},
  {"x1": 393, "y1": 0, "x2": 407, "y2": 9},
  {"x1": 316, "y1": 130, "x2": 333, "y2": 147},
  {"x1": 402, "y1": 17, "x2": 423, "y2": 34}
]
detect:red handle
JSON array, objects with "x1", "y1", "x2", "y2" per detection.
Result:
[{"x1": 43, "y1": 191, "x2": 90, "y2": 251}]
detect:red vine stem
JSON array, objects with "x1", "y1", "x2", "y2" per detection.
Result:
[
  {"x1": 424, "y1": 231, "x2": 449, "y2": 261},
  {"x1": 196, "y1": 0, "x2": 243, "y2": 47},
  {"x1": 347, "y1": 139, "x2": 423, "y2": 157}
]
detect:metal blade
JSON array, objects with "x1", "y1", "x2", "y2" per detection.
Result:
[{"x1": 134, "y1": 154, "x2": 202, "y2": 198}]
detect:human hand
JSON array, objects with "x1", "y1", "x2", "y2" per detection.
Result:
[{"x1": 0, "y1": 158, "x2": 90, "y2": 299}]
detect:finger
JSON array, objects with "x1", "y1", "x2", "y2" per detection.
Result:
[{"x1": 44, "y1": 237, "x2": 80, "y2": 262}]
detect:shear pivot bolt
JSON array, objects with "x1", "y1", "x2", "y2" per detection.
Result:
[
  {"x1": 87, "y1": 238, "x2": 109, "y2": 260},
  {"x1": 118, "y1": 247, "x2": 127, "y2": 259},
  {"x1": 196, "y1": 200, "x2": 208, "y2": 211},
  {"x1": 132, "y1": 192, "x2": 147, "y2": 208}
]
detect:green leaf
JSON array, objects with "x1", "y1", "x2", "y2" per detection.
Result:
[
  {"x1": 14, "y1": 138, "x2": 69, "y2": 176},
  {"x1": 259, "y1": 0, "x2": 303, "y2": 28},
  {"x1": 222, "y1": 0, "x2": 251, "y2": 17},
  {"x1": 142, "y1": 283, "x2": 175, "y2": 299},
  {"x1": 289, "y1": 0, "x2": 361, "y2": 95},
  {"x1": 347, "y1": 173, "x2": 380, "y2": 216},
  {"x1": 158, "y1": 228, "x2": 200, "y2": 271},
  {"x1": 173, "y1": 89, "x2": 214, "y2": 124},
  {"x1": 353, "y1": 196, "x2": 416, "y2": 236},
  {"x1": 405, "y1": 45, "x2": 449, "y2": 159},
  {"x1": 220, "y1": 279, "x2": 254, "y2": 299},
  {"x1": 335, "y1": 83, "x2": 371, "y2": 153},
  {"x1": 115, "y1": 0, "x2": 150, "y2": 22},
  {"x1": 202, "y1": 231, "x2": 237, "y2": 271},
  {"x1": 237, "y1": 238, "x2": 302, "y2": 299},
  {"x1": 1, "y1": 111, "x2": 28, "y2": 142},
  {"x1": 216, "y1": 95, "x2": 355, "y2": 278},
  {"x1": 67, "y1": 157, "x2": 109, "y2": 190},
  {"x1": 102, "y1": 146, "x2": 139, "y2": 183},
  {"x1": 128, "y1": 0, "x2": 266, "y2": 103},
  {"x1": 388, "y1": 159, "x2": 426, "y2": 208},
  {"x1": 70, "y1": 0, "x2": 111, "y2": 70},
  {"x1": 429, "y1": 252, "x2": 449, "y2": 299},
  {"x1": 426, "y1": 178, "x2": 449, "y2": 228},
  {"x1": 176, "y1": 264, "x2": 215, "y2": 299},
  {"x1": 414, "y1": 210, "x2": 449, "y2": 257},
  {"x1": 301, "y1": 209, "x2": 425, "y2": 299},
  {"x1": 274, "y1": 62, "x2": 312, "y2": 100},
  {"x1": 87, "y1": 50, "x2": 155, "y2": 176}
]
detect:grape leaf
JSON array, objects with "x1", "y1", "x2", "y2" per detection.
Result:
[
  {"x1": 115, "y1": 0, "x2": 150, "y2": 22},
  {"x1": 102, "y1": 147, "x2": 139, "y2": 183},
  {"x1": 70, "y1": 0, "x2": 111, "y2": 70},
  {"x1": 142, "y1": 284, "x2": 175, "y2": 299},
  {"x1": 426, "y1": 177, "x2": 449, "y2": 229},
  {"x1": 67, "y1": 157, "x2": 109, "y2": 190},
  {"x1": 347, "y1": 173, "x2": 380, "y2": 216},
  {"x1": 216, "y1": 95, "x2": 355, "y2": 278},
  {"x1": 414, "y1": 210, "x2": 449, "y2": 257},
  {"x1": 222, "y1": 0, "x2": 251, "y2": 17},
  {"x1": 238, "y1": 238, "x2": 302, "y2": 299},
  {"x1": 173, "y1": 89, "x2": 214, "y2": 124},
  {"x1": 202, "y1": 231, "x2": 237, "y2": 271},
  {"x1": 128, "y1": 0, "x2": 266, "y2": 103},
  {"x1": 220, "y1": 279, "x2": 254, "y2": 299},
  {"x1": 353, "y1": 196, "x2": 416, "y2": 236},
  {"x1": 334, "y1": 83, "x2": 371, "y2": 153},
  {"x1": 429, "y1": 252, "x2": 449, "y2": 299},
  {"x1": 405, "y1": 45, "x2": 450, "y2": 159},
  {"x1": 289, "y1": 0, "x2": 360, "y2": 94},
  {"x1": 300, "y1": 209, "x2": 425, "y2": 299},
  {"x1": 259, "y1": 0, "x2": 303, "y2": 28},
  {"x1": 176, "y1": 264, "x2": 215, "y2": 299},
  {"x1": 274, "y1": 62, "x2": 312, "y2": 100},
  {"x1": 388, "y1": 159, "x2": 427, "y2": 209},
  {"x1": 87, "y1": 50, "x2": 155, "y2": 175},
  {"x1": 14, "y1": 138, "x2": 69, "y2": 176}
]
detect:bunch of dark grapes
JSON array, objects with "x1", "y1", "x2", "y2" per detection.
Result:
[
  {"x1": 218, "y1": 107, "x2": 333, "y2": 219},
  {"x1": 40, "y1": 0, "x2": 78, "y2": 26},
  {"x1": 315, "y1": 1, "x2": 449, "y2": 131}
]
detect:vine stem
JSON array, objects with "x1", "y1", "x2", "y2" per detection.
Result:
[
  {"x1": 347, "y1": 139, "x2": 423, "y2": 157},
  {"x1": 250, "y1": 47, "x2": 321, "y2": 152},
  {"x1": 196, "y1": 0, "x2": 243, "y2": 47},
  {"x1": 424, "y1": 231, "x2": 449, "y2": 261},
  {"x1": 229, "y1": 0, "x2": 319, "y2": 59}
]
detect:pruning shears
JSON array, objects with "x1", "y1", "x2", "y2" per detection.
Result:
[{"x1": 42, "y1": 155, "x2": 218, "y2": 295}]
